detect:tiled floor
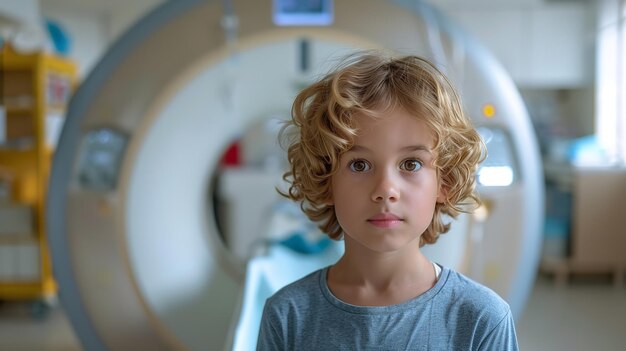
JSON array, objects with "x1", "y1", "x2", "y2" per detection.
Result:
[
  {"x1": 1, "y1": 276, "x2": 625, "y2": 350},
  {"x1": 517, "y1": 276, "x2": 626, "y2": 351}
]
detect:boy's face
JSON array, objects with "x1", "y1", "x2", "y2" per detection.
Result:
[{"x1": 329, "y1": 107, "x2": 444, "y2": 253}]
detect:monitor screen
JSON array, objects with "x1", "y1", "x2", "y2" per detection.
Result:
[{"x1": 273, "y1": 0, "x2": 333, "y2": 26}]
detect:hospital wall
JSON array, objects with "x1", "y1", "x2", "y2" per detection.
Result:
[{"x1": 41, "y1": 0, "x2": 166, "y2": 78}]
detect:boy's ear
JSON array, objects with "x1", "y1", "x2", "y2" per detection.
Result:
[{"x1": 436, "y1": 184, "x2": 447, "y2": 204}]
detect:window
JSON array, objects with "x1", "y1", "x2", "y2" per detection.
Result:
[{"x1": 596, "y1": 0, "x2": 626, "y2": 165}]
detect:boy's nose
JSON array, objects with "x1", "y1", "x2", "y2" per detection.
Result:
[{"x1": 371, "y1": 171, "x2": 399, "y2": 203}]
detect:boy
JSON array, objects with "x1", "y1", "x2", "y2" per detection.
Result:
[{"x1": 257, "y1": 51, "x2": 518, "y2": 350}]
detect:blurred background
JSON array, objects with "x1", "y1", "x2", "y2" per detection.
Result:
[{"x1": 0, "y1": 0, "x2": 625, "y2": 350}]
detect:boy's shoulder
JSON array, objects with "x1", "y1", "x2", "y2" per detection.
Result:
[
  {"x1": 439, "y1": 268, "x2": 512, "y2": 324},
  {"x1": 264, "y1": 268, "x2": 325, "y2": 311}
]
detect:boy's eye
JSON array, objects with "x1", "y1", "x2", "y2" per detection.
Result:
[
  {"x1": 400, "y1": 159, "x2": 422, "y2": 172},
  {"x1": 349, "y1": 159, "x2": 371, "y2": 172}
]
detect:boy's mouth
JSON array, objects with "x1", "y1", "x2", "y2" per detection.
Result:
[{"x1": 367, "y1": 213, "x2": 403, "y2": 228}]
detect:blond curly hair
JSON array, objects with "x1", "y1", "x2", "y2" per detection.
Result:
[{"x1": 280, "y1": 51, "x2": 486, "y2": 246}]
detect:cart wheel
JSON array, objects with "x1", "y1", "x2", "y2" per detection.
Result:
[{"x1": 30, "y1": 300, "x2": 51, "y2": 319}]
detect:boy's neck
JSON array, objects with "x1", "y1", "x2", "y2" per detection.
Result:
[{"x1": 327, "y1": 237, "x2": 437, "y2": 306}]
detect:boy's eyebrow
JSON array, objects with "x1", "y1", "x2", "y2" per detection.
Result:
[
  {"x1": 348, "y1": 144, "x2": 433, "y2": 154},
  {"x1": 347, "y1": 145, "x2": 370, "y2": 153},
  {"x1": 400, "y1": 145, "x2": 433, "y2": 154}
]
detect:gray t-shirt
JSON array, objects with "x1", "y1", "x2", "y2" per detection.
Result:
[{"x1": 257, "y1": 265, "x2": 518, "y2": 350}]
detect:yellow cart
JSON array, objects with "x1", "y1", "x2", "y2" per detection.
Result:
[{"x1": 0, "y1": 44, "x2": 77, "y2": 316}]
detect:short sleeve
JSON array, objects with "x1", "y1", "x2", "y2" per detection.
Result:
[
  {"x1": 478, "y1": 310, "x2": 519, "y2": 351},
  {"x1": 256, "y1": 300, "x2": 284, "y2": 351}
]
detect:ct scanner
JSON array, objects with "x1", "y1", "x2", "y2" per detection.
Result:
[{"x1": 47, "y1": 0, "x2": 544, "y2": 350}]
